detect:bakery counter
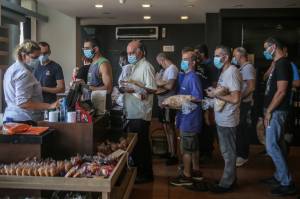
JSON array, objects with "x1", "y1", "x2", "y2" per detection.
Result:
[
  {"x1": 0, "y1": 129, "x2": 56, "y2": 164},
  {"x1": 37, "y1": 115, "x2": 110, "y2": 159}
]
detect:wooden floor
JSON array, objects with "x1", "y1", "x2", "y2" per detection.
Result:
[{"x1": 130, "y1": 145, "x2": 300, "y2": 199}]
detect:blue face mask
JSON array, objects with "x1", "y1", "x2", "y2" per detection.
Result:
[
  {"x1": 128, "y1": 54, "x2": 138, "y2": 64},
  {"x1": 84, "y1": 49, "x2": 95, "y2": 59},
  {"x1": 231, "y1": 57, "x2": 238, "y2": 65},
  {"x1": 39, "y1": 54, "x2": 49, "y2": 65},
  {"x1": 27, "y1": 58, "x2": 40, "y2": 72},
  {"x1": 263, "y1": 46, "x2": 275, "y2": 61},
  {"x1": 180, "y1": 60, "x2": 189, "y2": 72},
  {"x1": 214, "y1": 56, "x2": 224, "y2": 69}
]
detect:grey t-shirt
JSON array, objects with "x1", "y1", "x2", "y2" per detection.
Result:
[
  {"x1": 157, "y1": 64, "x2": 178, "y2": 107},
  {"x1": 240, "y1": 63, "x2": 256, "y2": 103},
  {"x1": 215, "y1": 65, "x2": 242, "y2": 127}
]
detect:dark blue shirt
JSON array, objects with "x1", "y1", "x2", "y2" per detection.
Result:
[
  {"x1": 34, "y1": 61, "x2": 64, "y2": 103},
  {"x1": 176, "y1": 71, "x2": 203, "y2": 133}
]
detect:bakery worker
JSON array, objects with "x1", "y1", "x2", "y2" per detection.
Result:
[
  {"x1": 34, "y1": 42, "x2": 65, "y2": 103},
  {"x1": 3, "y1": 40, "x2": 59, "y2": 125}
]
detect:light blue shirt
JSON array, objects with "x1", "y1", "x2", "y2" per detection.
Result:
[{"x1": 3, "y1": 61, "x2": 43, "y2": 122}]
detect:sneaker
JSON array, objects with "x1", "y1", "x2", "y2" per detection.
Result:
[
  {"x1": 260, "y1": 176, "x2": 280, "y2": 187},
  {"x1": 209, "y1": 183, "x2": 234, "y2": 193},
  {"x1": 236, "y1": 157, "x2": 248, "y2": 167},
  {"x1": 166, "y1": 156, "x2": 178, "y2": 166},
  {"x1": 169, "y1": 174, "x2": 193, "y2": 186},
  {"x1": 184, "y1": 181, "x2": 209, "y2": 192},
  {"x1": 191, "y1": 170, "x2": 204, "y2": 181},
  {"x1": 271, "y1": 184, "x2": 297, "y2": 197}
]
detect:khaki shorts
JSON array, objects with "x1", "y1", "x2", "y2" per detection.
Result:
[{"x1": 180, "y1": 132, "x2": 199, "y2": 154}]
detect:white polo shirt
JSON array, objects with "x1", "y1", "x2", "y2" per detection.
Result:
[{"x1": 124, "y1": 58, "x2": 157, "y2": 121}]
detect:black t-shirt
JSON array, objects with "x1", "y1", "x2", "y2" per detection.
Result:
[
  {"x1": 34, "y1": 61, "x2": 64, "y2": 103},
  {"x1": 195, "y1": 58, "x2": 220, "y2": 90},
  {"x1": 76, "y1": 65, "x2": 90, "y2": 84},
  {"x1": 264, "y1": 57, "x2": 292, "y2": 111}
]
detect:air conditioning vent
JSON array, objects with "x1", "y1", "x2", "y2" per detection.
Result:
[{"x1": 116, "y1": 26, "x2": 159, "y2": 40}]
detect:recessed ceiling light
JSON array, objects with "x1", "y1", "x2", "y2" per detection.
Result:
[
  {"x1": 144, "y1": 16, "x2": 151, "y2": 20},
  {"x1": 185, "y1": 4, "x2": 194, "y2": 8},
  {"x1": 142, "y1": 4, "x2": 151, "y2": 8},
  {"x1": 181, "y1": 16, "x2": 189, "y2": 20},
  {"x1": 95, "y1": 4, "x2": 103, "y2": 8}
]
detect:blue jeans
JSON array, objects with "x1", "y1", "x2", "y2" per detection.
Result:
[{"x1": 265, "y1": 110, "x2": 292, "y2": 186}]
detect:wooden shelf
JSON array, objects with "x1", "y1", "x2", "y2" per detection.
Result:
[
  {"x1": 0, "y1": 37, "x2": 8, "y2": 43},
  {"x1": 0, "y1": 133, "x2": 137, "y2": 199}
]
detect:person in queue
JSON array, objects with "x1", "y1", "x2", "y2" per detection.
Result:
[
  {"x1": 170, "y1": 48, "x2": 203, "y2": 187},
  {"x1": 260, "y1": 37, "x2": 296, "y2": 196},
  {"x1": 207, "y1": 45, "x2": 242, "y2": 193},
  {"x1": 155, "y1": 52, "x2": 178, "y2": 166},
  {"x1": 34, "y1": 42, "x2": 65, "y2": 103},
  {"x1": 232, "y1": 47, "x2": 256, "y2": 167},
  {"x1": 194, "y1": 44, "x2": 218, "y2": 163},
  {"x1": 123, "y1": 40, "x2": 157, "y2": 184},
  {"x1": 83, "y1": 38, "x2": 113, "y2": 109},
  {"x1": 3, "y1": 40, "x2": 59, "y2": 125},
  {"x1": 76, "y1": 56, "x2": 92, "y2": 84}
]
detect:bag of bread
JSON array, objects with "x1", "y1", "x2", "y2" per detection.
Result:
[{"x1": 162, "y1": 95, "x2": 195, "y2": 109}]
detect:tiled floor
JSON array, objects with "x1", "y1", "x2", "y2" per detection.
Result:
[{"x1": 130, "y1": 145, "x2": 300, "y2": 199}]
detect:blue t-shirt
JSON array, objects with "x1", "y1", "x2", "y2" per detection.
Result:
[
  {"x1": 176, "y1": 71, "x2": 203, "y2": 133},
  {"x1": 34, "y1": 61, "x2": 64, "y2": 103},
  {"x1": 291, "y1": 62, "x2": 300, "y2": 81}
]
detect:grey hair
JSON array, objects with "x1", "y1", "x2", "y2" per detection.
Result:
[{"x1": 235, "y1": 47, "x2": 248, "y2": 57}]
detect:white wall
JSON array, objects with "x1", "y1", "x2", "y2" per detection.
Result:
[{"x1": 37, "y1": 3, "x2": 77, "y2": 88}]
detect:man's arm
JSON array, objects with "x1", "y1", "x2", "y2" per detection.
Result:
[
  {"x1": 242, "y1": 79, "x2": 255, "y2": 99},
  {"x1": 90, "y1": 62, "x2": 113, "y2": 93},
  {"x1": 157, "y1": 79, "x2": 176, "y2": 91},
  {"x1": 264, "y1": 81, "x2": 288, "y2": 127},
  {"x1": 216, "y1": 91, "x2": 241, "y2": 104},
  {"x1": 42, "y1": 80, "x2": 65, "y2": 94}
]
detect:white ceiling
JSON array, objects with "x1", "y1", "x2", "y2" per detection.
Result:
[{"x1": 37, "y1": 0, "x2": 300, "y2": 25}]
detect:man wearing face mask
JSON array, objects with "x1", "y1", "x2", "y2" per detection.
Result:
[
  {"x1": 260, "y1": 37, "x2": 296, "y2": 196},
  {"x1": 207, "y1": 45, "x2": 242, "y2": 193},
  {"x1": 3, "y1": 40, "x2": 59, "y2": 125},
  {"x1": 123, "y1": 40, "x2": 157, "y2": 184},
  {"x1": 170, "y1": 49, "x2": 203, "y2": 187},
  {"x1": 232, "y1": 47, "x2": 256, "y2": 167},
  {"x1": 83, "y1": 38, "x2": 113, "y2": 109},
  {"x1": 194, "y1": 44, "x2": 219, "y2": 162},
  {"x1": 34, "y1": 42, "x2": 65, "y2": 103}
]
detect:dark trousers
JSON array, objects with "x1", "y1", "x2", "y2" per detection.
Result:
[
  {"x1": 199, "y1": 120, "x2": 215, "y2": 156},
  {"x1": 236, "y1": 102, "x2": 252, "y2": 159},
  {"x1": 127, "y1": 119, "x2": 153, "y2": 178}
]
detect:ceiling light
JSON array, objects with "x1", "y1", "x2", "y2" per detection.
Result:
[
  {"x1": 144, "y1": 16, "x2": 151, "y2": 20},
  {"x1": 119, "y1": 0, "x2": 126, "y2": 4},
  {"x1": 95, "y1": 4, "x2": 103, "y2": 8},
  {"x1": 142, "y1": 4, "x2": 151, "y2": 8},
  {"x1": 181, "y1": 16, "x2": 189, "y2": 20},
  {"x1": 185, "y1": 4, "x2": 194, "y2": 8}
]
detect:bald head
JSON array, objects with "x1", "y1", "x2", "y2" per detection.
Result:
[{"x1": 126, "y1": 40, "x2": 145, "y2": 64}]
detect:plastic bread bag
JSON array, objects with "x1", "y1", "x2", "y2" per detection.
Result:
[
  {"x1": 182, "y1": 101, "x2": 198, "y2": 115},
  {"x1": 201, "y1": 97, "x2": 214, "y2": 110}
]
